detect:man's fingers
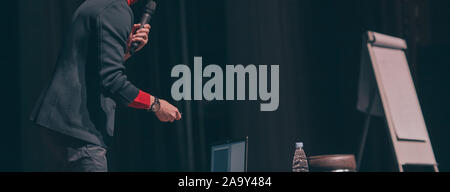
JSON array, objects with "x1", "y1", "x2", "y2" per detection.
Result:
[
  {"x1": 167, "y1": 113, "x2": 174, "y2": 123},
  {"x1": 137, "y1": 28, "x2": 150, "y2": 32},
  {"x1": 172, "y1": 112, "x2": 177, "y2": 119},
  {"x1": 134, "y1": 29, "x2": 149, "y2": 35},
  {"x1": 132, "y1": 37, "x2": 146, "y2": 43},
  {"x1": 131, "y1": 24, "x2": 150, "y2": 36},
  {"x1": 132, "y1": 24, "x2": 141, "y2": 32},
  {"x1": 132, "y1": 24, "x2": 149, "y2": 33},
  {"x1": 133, "y1": 36, "x2": 147, "y2": 41},
  {"x1": 133, "y1": 33, "x2": 148, "y2": 39},
  {"x1": 176, "y1": 111, "x2": 182, "y2": 120},
  {"x1": 136, "y1": 28, "x2": 150, "y2": 34}
]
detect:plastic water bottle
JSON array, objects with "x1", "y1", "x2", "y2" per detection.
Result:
[{"x1": 292, "y1": 142, "x2": 309, "y2": 172}]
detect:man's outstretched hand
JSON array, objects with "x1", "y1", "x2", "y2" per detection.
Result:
[{"x1": 155, "y1": 99, "x2": 182, "y2": 123}]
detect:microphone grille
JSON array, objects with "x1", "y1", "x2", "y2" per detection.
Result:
[{"x1": 145, "y1": 0, "x2": 157, "y2": 14}]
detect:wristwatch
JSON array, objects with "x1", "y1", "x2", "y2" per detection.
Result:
[{"x1": 149, "y1": 96, "x2": 161, "y2": 112}]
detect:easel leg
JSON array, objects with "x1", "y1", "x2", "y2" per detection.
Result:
[
  {"x1": 356, "y1": 91, "x2": 378, "y2": 171},
  {"x1": 434, "y1": 164, "x2": 439, "y2": 172},
  {"x1": 356, "y1": 113, "x2": 372, "y2": 171}
]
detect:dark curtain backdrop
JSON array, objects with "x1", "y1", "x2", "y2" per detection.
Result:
[{"x1": 1, "y1": 0, "x2": 449, "y2": 171}]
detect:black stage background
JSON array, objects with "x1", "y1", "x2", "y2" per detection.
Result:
[{"x1": 1, "y1": 0, "x2": 449, "y2": 172}]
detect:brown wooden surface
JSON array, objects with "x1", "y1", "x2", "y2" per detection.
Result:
[{"x1": 308, "y1": 154, "x2": 356, "y2": 171}]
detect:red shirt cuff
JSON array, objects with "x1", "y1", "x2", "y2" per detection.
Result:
[{"x1": 128, "y1": 90, "x2": 152, "y2": 110}]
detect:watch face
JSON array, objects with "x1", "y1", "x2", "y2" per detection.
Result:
[
  {"x1": 155, "y1": 99, "x2": 161, "y2": 112},
  {"x1": 152, "y1": 98, "x2": 161, "y2": 112}
]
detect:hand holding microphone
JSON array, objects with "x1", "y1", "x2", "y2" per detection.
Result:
[
  {"x1": 125, "y1": 0, "x2": 157, "y2": 60},
  {"x1": 126, "y1": 23, "x2": 151, "y2": 53},
  {"x1": 131, "y1": 0, "x2": 157, "y2": 55}
]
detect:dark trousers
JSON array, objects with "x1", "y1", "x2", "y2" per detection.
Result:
[{"x1": 39, "y1": 126, "x2": 108, "y2": 172}]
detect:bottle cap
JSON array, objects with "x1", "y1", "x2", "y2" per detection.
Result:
[{"x1": 295, "y1": 142, "x2": 303, "y2": 148}]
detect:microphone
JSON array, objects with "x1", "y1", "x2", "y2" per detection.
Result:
[{"x1": 130, "y1": 0, "x2": 157, "y2": 55}]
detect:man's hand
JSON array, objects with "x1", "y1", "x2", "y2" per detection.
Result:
[
  {"x1": 154, "y1": 99, "x2": 182, "y2": 123},
  {"x1": 124, "y1": 24, "x2": 151, "y2": 60}
]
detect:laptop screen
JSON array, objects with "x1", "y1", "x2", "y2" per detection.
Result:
[{"x1": 211, "y1": 138, "x2": 247, "y2": 172}]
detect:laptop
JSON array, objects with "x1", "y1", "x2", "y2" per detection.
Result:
[{"x1": 210, "y1": 137, "x2": 248, "y2": 172}]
